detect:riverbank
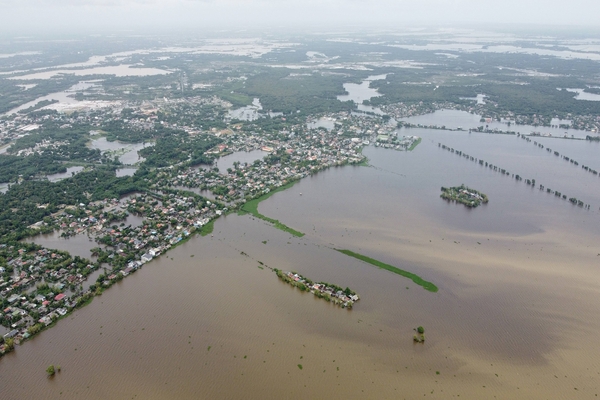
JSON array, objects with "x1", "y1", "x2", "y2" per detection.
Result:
[{"x1": 239, "y1": 181, "x2": 305, "y2": 237}]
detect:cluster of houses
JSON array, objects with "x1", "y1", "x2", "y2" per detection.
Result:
[
  {"x1": 0, "y1": 245, "x2": 98, "y2": 354},
  {"x1": 164, "y1": 122, "x2": 366, "y2": 206},
  {"x1": 0, "y1": 100, "x2": 402, "y2": 357},
  {"x1": 275, "y1": 270, "x2": 359, "y2": 309},
  {"x1": 33, "y1": 198, "x2": 129, "y2": 237}
]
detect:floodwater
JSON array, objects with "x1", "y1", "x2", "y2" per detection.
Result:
[
  {"x1": 4, "y1": 81, "x2": 104, "y2": 116},
  {"x1": 227, "y1": 98, "x2": 282, "y2": 121},
  {"x1": 24, "y1": 213, "x2": 145, "y2": 259},
  {"x1": 2, "y1": 130, "x2": 600, "y2": 399},
  {"x1": 9, "y1": 65, "x2": 171, "y2": 80},
  {"x1": 401, "y1": 109, "x2": 593, "y2": 138},
  {"x1": 46, "y1": 166, "x2": 84, "y2": 182},
  {"x1": 215, "y1": 149, "x2": 265, "y2": 173},
  {"x1": 565, "y1": 88, "x2": 600, "y2": 101},
  {"x1": 24, "y1": 232, "x2": 98, "y2": 261},
  {"x1": 115, "y1": 168, "x2": 138, "y2": 177},
  {"x1": 173, "y1": 186, "x2": 217, "y2": 201},
  {"x1": 460, "y1": 93, "x2": 486, "y2": 104},
  {"x1": 393, "y1": 43, "x2": 600, "y2": 61},
  {"x1": 307, "y1": 117, "x2": 335, "y2": 131},
  {"x1": 338, "y1": 74, "x2": 387, "y2": 115},
  {"x1": 89, "y1": 137, "x2": 153, "y2": 165},
  {"x1": 228, "y1": 98, "x2": 263, "y2": 121}
]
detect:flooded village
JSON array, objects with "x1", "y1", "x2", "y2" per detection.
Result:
[
  {"x1": 0, "y1": 94, "x2": 403, "y2": 354},
  {"x1": 2, "y1": 30, "x2": 600, "y2": 399}
]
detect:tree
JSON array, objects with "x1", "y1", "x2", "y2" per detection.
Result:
[
  {"x1": 46, "y1": 365, "x2": 55, "y2": 376},
  {"x1": 4, "y1": 337, "x2": 14, "y2": 351}
]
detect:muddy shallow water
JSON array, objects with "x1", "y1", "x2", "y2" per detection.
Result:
[{"x1": 2, "y1": 130, "x2": 600, "y2": 399}]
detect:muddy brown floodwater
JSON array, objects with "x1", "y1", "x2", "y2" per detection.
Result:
[{"x1": 1, "y1": 129, "x2": 600, "y2": 399}]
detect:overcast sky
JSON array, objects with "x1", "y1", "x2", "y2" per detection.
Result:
[{"x1": 1, "y1": 0, "x2": 600, "y2": 35}]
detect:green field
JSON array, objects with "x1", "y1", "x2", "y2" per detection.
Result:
[
  {"x1": 336, "y1": 249, "x2": 438, "y2": 292},
  {"x1": 408, "y1": 137, "x2": 422, "y2": 151}
]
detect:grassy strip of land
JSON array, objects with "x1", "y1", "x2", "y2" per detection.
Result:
[
  {"x1": 408, "y1": 137, "x2": 422, "y2": 151},
  {"x1": 199, "y1": 219, "x2": 215, "y2": 236},
  {"x1": 239, "y1": 181, "x2": 305, "y2": 237},
  {"x1": 335, "y1": 249, "x2": 438, "y2": 292}
]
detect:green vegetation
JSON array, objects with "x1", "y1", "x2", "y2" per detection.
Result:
[
  {"x1": 0, "y1": 123, "x2": 107, "y2": 183},
  {"x1": 407, "y1": 137, "x2": 422, "y2": 151},
  {"x1": 239, "y1": 181, "x2": 304, "y2": 237},
  {"x1": 138, "y1": 131, "x2": 221, "y2": 167},
  {"x1": 46, "y1": 365, "x2": 55, "y2": 376},
  {"x1": 440, "y1": 184, "x2": 489, "y2": 208},
  {"x1": 199, "y1": 219, "x2": 215, "y2": 236},
  {"x1": 17, "y1": 99, "x2": 59, "y2": 114},
  {"x1": 238, "y1": 70, "x2": 355, "y2": 115},
  {"x1": 335, "y1": 249, "x2": 438, "y2": 293},
  {"x1": 414, "y1": 326, "x2": 426, "y2": 343},
  {"x1": 0, "y1": 167, "x2": 145, "y2": 241},
  {"x1": 274, "y1": 269, "x2": 359, "y2": 308},
  {"x1": 370, "y1": 59, "x2": 600, "y2": 122},
  {"x1": 0, "y1": 75, "x2": 81, "y2": 114}
]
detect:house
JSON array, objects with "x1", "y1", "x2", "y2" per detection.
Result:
[
  {"x1": 148, "y1": 248, "x2": 160, "y2": 257},
  {"x1": 7, "y1": 294, "x2": 19, "y2": 304},
  {"x1": 54, "y1": 293, "x2": 66, "y2": 302},
  {"x1": 3, "y1": 329, "x2": 18, "y2": 339},
  {"x1": 141, "y1": 253, "x2": 153, "y2": 263}
]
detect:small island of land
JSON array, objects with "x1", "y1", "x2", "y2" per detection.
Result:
[
  {"x1": 274, "y1": 269, "x2": 359, "y2": 308},
  {"x1": 440, "y1": 184, "x2": 489, "y2": 208}
]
